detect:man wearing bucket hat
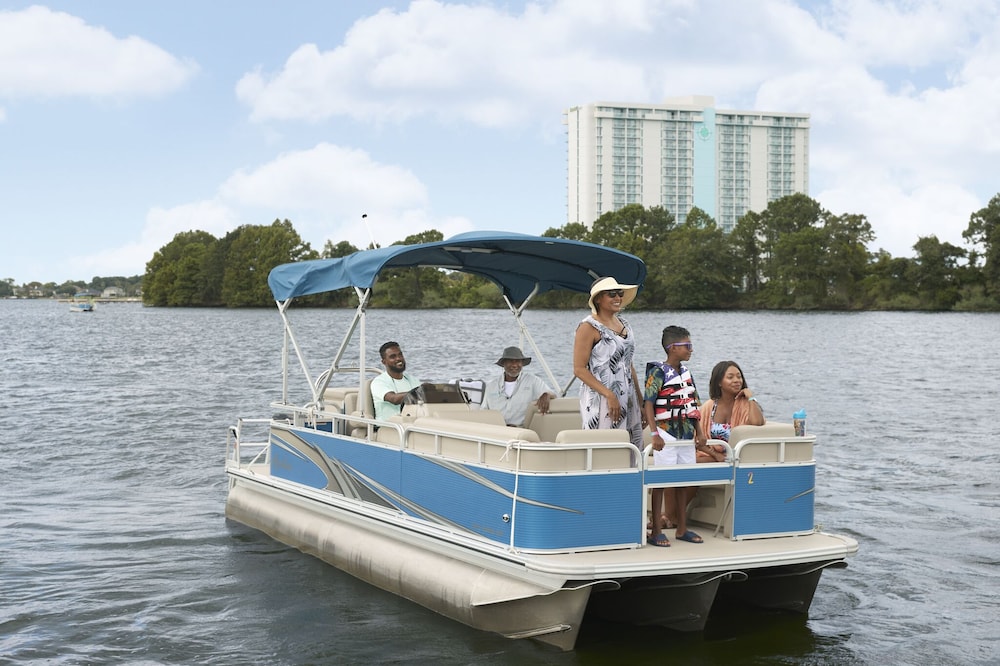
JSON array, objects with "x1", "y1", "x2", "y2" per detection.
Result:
[
  {"x1": 572, "y1": 277, "x2": 645, "y2": 448},
  {"x1": 479, "y1": 346, "x2": 555, "y2": 427}
]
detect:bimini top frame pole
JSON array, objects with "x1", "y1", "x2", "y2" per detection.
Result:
[
  {"x1": 266, "y1": 231, "x2": 647, "y2": 405},
  {"x1": 502, "y1": 284, "x2": 562, "y2": 398},
  {"x1": 275, "y1": 286, "x2": 375, "y2": 411}
]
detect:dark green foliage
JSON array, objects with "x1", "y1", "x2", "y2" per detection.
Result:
[
  {"x1": 143, "y1": 221, "x2": 315, "y2": 307},
  {"x1": 128, "y1": 195, "x2": 1000, "y2": 310},
  {"x1": 964, "y1": 194, "x2": 1000, "y2": 305}
]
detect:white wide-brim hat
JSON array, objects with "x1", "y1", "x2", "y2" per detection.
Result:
[{"x1": 588, "y1": 276, "x2": 638, "y2": 315}]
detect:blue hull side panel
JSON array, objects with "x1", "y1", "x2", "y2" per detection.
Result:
[
  {"x1": 733, "y1": 465, "x2": 815, "y2": 537},
  {"x1": 270, "y1": 426, "x2": 640, "y2": 550}
]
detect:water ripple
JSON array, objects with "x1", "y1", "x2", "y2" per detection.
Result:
[{"x1": 2, "y1": 301, "x2": 999, "y2": 664}]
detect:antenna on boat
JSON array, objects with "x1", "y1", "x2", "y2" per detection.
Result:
[{"x1": 361, "y1": 213, "x2": 379, "y2": 249}]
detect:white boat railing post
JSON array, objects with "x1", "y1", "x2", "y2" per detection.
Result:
[
  {"x1": 506, "y1": 442, "x2": 523, "y2": 553},
  {"x1": 357, "y1": 286, "x2": 369, "y2": 398},
  {"x1": 277, "y1": 299, "x2": 289, "y2": 404},
  {"x1": 315, "y1": 294, "x2": 369, "y2": 407},
  {"x1": 504, "y1": 287, "x2": 562, "y2": 397},
  {"x1": 277, "y1": 298, "x2": 318, "y2": 406}
]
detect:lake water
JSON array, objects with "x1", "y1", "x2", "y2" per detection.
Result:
[{"x1": 2, "y1": 300, "x2": 998, "y2": 665}]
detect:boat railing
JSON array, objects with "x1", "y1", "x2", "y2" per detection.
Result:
[
  {"x1": 226, "y1": 418, "x2": 273, "y2": 470},
  {"x1": 731, "y1": 433, "x2": 816, "y2": 464},
  {"x1": 275, "y1": 402, "x2": 642, "y2": 474},
  {"x1": 394, "y1": 419, "x2": 640, "y2": 472}
]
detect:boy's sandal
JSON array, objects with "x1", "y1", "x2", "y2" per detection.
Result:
[{"x1": 646, "y1": 533, "x2": 671, "y2": 547}]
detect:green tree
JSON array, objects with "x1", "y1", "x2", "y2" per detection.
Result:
[
  {"x1": 170, "y1": 243, "x2": 210, "y2": 306},
  {"x1": 730, "y1": 210, "x2": 765, "y2": 299},
  {"x1": 658, "y1": 208, "x2": 737, "y2": 308},
  {"x1": 964, "y1": 193, "x2": 1000, "y2": 299},
  {"x1": 822, "y1": 212, "x2": 874, "y2": 307},
  {"x1": 765, "y1": 225, "x2": 829, "y2": 308},
  {"x1": 862, "y1": 251, "x2": 918, "y2": 309},
  {"x1": 371, "y1": 229, "x2": 444, "y2": 308},
  {"x1": 143, "y1": 230, "x2": 218, "y2": 306},
  {"x1": 755, "y1": 195, "x2": 874, "y2": 309},
  {"x1": 911, "y1": 235, "x2": 966, "y2": 310},
  {"x1": 589, "y1": 204, "x2": 675, "y2": 309},
  {"x1": 542, "y1": 222, "x2": 589, "y2": 241},
  {"x1": 221, "y1": 219, "x2": 316, "y2": 307},
  {"x1": 323, "y1": 239, "x2": 360, "y2": 259}
]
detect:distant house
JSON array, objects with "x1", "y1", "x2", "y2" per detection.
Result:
[{"x1": 102, "y1": 286, "x2": 124, "y2": 298}]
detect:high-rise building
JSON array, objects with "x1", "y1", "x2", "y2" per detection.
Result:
[{"x1": 565, "y1": 96, "x2": 809, "y2": 232}]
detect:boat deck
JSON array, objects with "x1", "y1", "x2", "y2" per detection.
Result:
[{"x1": 521, "y1": 528, "x2": 855, "y2": 577}]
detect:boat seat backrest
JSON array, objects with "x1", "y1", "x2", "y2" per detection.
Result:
[
  {"x1": 554, "y1": 428, "x2": 633, "y2": 469},
  {"x1": 425, "y1": 405, "x2": 506, "y2": 426},
  {"x1": 322, "y1": 386, "x2": 357, "y2": 412},
  {"x1": 524, "y1": 396, "x2": 582, "y2": 443},
  {"x1": 730, "y1": 422, "x2": 812, "y2": 463},
  {"x1": 403, "y1": 417, "x2": 631, "y2": 472},
  {"x1": 408, "y1": 416, "x2": 539, "y2": 462},
  {"x1": 345, "y1": 379, "x2": 376, "y2": 436},
  {"x1": 361, "y1": 378, "x2": 375, "y2": 419},
  {"x1": 554, "y1": 428, "x2": 631, "y2": 444},
  {"x1": 374, "y1": 414, "x2": 415, "y2": 446}
]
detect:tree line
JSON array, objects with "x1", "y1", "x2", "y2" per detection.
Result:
[
  {"x1": 2, "y1": 275, "x2": 143, "y2": 299},
  {"x1": 132, "y1": 192, "x2": 1000, "y2": 311}
]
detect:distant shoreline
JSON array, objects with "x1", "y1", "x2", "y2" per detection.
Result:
[{"x1": 5, "y1": 297, "x2": 145, "y2": 303}]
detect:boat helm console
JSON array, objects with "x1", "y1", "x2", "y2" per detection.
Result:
[{"x1": 404, "y1": 382, "x2": 468, "y2": 405}]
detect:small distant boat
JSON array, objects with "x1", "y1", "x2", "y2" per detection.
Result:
[{"x1": 69, "y1": 300, "x2": 94, "y2": 313}]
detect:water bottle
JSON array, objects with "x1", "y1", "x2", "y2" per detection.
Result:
[{"x1": 793, "y1": 409, "x2": 807, "y2": 436}]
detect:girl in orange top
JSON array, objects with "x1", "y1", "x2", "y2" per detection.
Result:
[{"x1": 697, "y1": 361, "x2": 765, "y2": 462}]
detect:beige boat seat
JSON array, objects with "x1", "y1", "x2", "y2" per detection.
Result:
[
  {"x1": 402, "y1": 402, "x2": 506, "y2": 426},
  {"x1": 730, "y1": 422, "x2": 812, "y2": 463},
  {"x1": 554, "y1": 428, "x2": 633, "y2": 469},
  {"x1": 322, "y1": 386, "x2": 357, "y2": 411},
  {"x1": 346, "y1": 379, "x2": 376, "y2": 437},
  {"x1": 524, "y1": 396, "x2": 582, "y2": 443},
  {"x1": 322, "y1": 386, "x2": 358, "y2": 434},
  {"x1": 408, "y1": 416, "x2": 540, "y2": 461},
  {"x1": 553, "y1": 428, "x2": 630, "y2": 444}
]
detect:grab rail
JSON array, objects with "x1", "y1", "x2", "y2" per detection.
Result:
[
  {"x1": 226, "y1": 418, "x2": 272, "y2": 470},
  {"x1": 400, "y1": 422, "x2": 640, "y2": 470}
]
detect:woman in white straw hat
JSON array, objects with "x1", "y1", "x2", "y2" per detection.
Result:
[{"x1": 572, "y1": 276, "x2": 645, "y2": 447}]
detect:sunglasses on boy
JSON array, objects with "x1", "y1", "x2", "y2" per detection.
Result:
[{"x1": 667, "y1": 342, "x2": 693, "y2": 349}]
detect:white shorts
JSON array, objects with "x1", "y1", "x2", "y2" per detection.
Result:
[{"x1": 652, "y1": 427, "x2": 696, "y2": 465}]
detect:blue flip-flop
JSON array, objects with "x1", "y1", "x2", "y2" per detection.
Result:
[
  {"x1": 676, "y1": 530, "x2": 703, "y2": 543},
  {"x1": 646, "y1": 533, "x2": 671, "y2": 547}
]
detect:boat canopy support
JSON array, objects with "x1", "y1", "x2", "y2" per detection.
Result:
[{"x1": 266, "y1": 231, "x2": 647, "y2": 408}]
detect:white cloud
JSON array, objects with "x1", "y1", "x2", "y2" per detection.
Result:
[
  {"x1": 817, "y1": 174, "x2": 978, "y2": 256},
  {"x1": 76, "y1": 142, "x2": 473, "y2": 274},
  {"x1": 214, "y1": 142, "x2": 465, "y2": 248},
  {"x1": 235, "y1": 0, "x2": 694, "y2": 126},
  {"x1": 33, "y1": 0, "x2": 1000, "y2": 283},
  {"x1": 69, "y1": 200, "x2": 237, "y2": 277},
  {"x1": 817, "y1": 0, "x2": 987, "y2": 67},
  {"x1": 229, "y1": 0, "x2": 1000, "y2": 257},
  {"x1": 0, "y1": 5, "x2": 197, "y2": 98},
  {"x1": 218, "y1": 143, "x2": 428, "y2": 213}
]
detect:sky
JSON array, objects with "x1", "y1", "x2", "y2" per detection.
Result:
[{"x1": 2, "y1": 0, "x2": 999, "y2": 284}]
